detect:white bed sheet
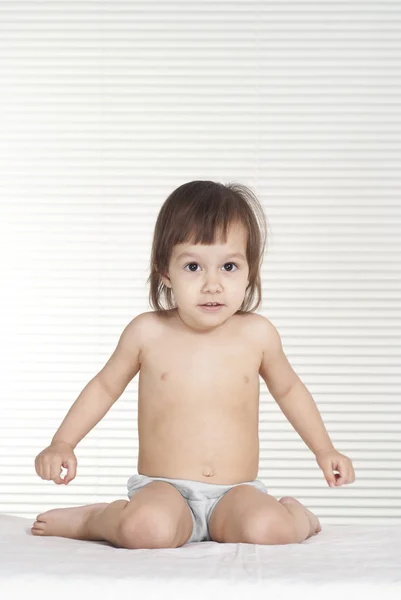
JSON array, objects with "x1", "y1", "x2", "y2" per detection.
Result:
[{"x1": 0, "y1": 513, "x2": 400, "y2": 600}]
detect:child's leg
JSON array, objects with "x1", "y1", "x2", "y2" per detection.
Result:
[
  {"x1": 32, "y1": 500, "x2": 129, "y2": 547},
  {"x1": 85, "y1": 500, "x2": 129, "y2": 546},
  {"x1": 279, "y1": 497, "x2": 322, "y2": 542},
  {"x1": 33, "y1": 480, "x2": 193, "y2": 548}
]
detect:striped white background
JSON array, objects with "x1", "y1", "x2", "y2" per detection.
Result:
[{"x1": 0, "y1": 1, "x2": 400, "y2": 525}]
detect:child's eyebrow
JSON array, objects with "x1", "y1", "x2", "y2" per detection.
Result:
[{"x1": 176, "y1": 252, "x2": 246, "y2": 262}]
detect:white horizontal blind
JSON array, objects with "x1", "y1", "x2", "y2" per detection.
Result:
[{"x1": 0, "y1": 1, "x2": 400, "y2": 526}]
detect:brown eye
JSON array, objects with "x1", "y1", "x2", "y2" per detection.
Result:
[
  {"x1": 224, "y1": 262, "x2": 238, "y2": 272},
  {"x1": 184, "y1": 262, "x2": 199, "y2": 272}
]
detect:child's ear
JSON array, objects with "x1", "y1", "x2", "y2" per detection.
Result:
[{"x1": 161, "y1": 273, "x2": 172, "y2": 289}]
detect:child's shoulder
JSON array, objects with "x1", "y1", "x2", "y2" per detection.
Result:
[
  {"x1": 119, "y1": 311, "x2": 152, "y2": 340},
  {"x1": 245, "y1": 312, "x2": 280, "y2": 347},
  {"x1": 246, "y1": 311, "x2": 274, "y2": 330},
  {"x1": 125, "y1": 310, "x2": 172, "y2": 335},
  {"x1": 127, "y1": 310, "x2": 157, "y2": 329}
]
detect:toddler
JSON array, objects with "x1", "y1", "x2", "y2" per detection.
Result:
[{"x1": 32, "y1": 180, "x2": 355, "y2": 548}]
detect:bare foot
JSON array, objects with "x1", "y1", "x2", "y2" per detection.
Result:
[
  {"x1": 279, "y1": 496, "x2": 322, "y2": 538},
  {"x1": 31, "y1": 503, "x2": 108, "y2": 540}
]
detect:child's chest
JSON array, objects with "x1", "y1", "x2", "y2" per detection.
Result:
[{"x1": 138, "y1": 317, "x2": 263, "y2": 409}]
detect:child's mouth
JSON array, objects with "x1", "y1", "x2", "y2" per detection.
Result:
[{"x1": 199, "y1": 304, "x2": 224, "y2": 312}]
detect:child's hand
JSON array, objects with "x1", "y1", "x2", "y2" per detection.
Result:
[
  {"x1": 315, "y1": 448, "x2": 355, "y2": 488},
  {"x1": 35, "y1": 441, "x2": 77, "y2": 485}
]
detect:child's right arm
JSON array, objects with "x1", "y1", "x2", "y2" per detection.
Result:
[
  {"x1": 35, "y1": 314, "x2": 145, "y2": 484},
  {"x1": 52, "y1": 315, "x2": 144, "y2": 448}
]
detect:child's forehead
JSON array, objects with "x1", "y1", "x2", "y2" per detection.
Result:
[
  {"x1": 179, "y1": 222, "x2": 247, "y2": 248},
  {"x1": 176, "y1": 240, "x2": 231, "y2": 251},
  {"x1": 175, "y1": 226, "x2": 246, "y2": 254},
  {"x1": 172, "y1": 244, "x2": 246, "y2": 263}
]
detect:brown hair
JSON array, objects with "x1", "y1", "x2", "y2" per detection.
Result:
[{"x1": 146, "y1": 180, "x2": 268, "y2": 314}]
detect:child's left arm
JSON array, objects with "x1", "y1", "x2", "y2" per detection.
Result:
[{"x1": 259, "y1": 318, "x2": 356, "y2": 488}]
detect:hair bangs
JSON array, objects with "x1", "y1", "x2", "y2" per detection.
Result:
[{"x1": 173, "y1": 189, "x2": 244, "y2": 249}]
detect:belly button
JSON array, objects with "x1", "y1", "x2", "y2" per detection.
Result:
[{"x1": 202, "y1": 468, "x2": 214, "y2": 477}]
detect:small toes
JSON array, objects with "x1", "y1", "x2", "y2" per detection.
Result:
[{"x1": 279, "y1": 496, "x2": 294, "y2": 503}]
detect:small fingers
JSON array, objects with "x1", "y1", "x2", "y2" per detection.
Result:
[
  {"x1": 49, "y1": 463, "x2": 65, "y2": 485},
  {"x1": 333, "y1": 465, "x2": 355, "y2": 486}
]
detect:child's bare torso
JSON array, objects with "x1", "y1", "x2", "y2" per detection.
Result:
[{"x1": 137, "y1": 309, "x2": 263, "y2": 484}]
